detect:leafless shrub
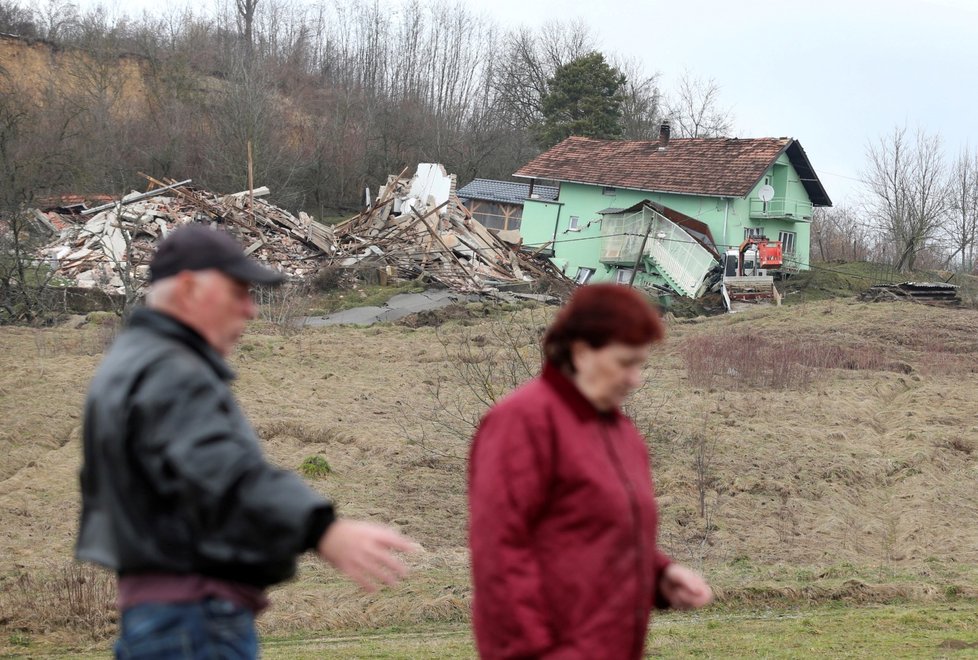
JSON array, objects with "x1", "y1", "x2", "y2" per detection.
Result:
[
  {"x1": 810, "y1": 205, "x2": 876, "y2": 263},
  {"x1": 663, "y1": 490, "x2": 724, "y2": 569},
  {"x1": 681, "y1": 332, "x2": 897, "y2": 389},
  {"x1": 254, "y1": 281, "x2": 307, "y2": 334},
  {"x1": 402, "y1": 308, "x2": 546, "y2": 465},
  {"x1": 0, "y1": 214, "x2": 64, "y2": 325},
  {"x1": 874, "y1": 495, "x2": 902, "y2": 580},
  {"x1": 257, "y1": 420, "x2": 353, "y2": 445},
  {"x1": 0, "y1": 563, "x2": 116, "y2": 638},
  {"x1": 915, "y1": 338, "x2": 978, "y2": 375},
  {"x1": 85, "y1": 311, "x2": 121, "y2": 354},
  {"x1": 660, "y1": 419, "x2": 726, "y2": 568},
  {"x1": 689, "y1": 427, "x2": 718, "y2": 519}
]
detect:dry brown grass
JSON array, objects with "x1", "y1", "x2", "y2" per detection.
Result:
[
  {"x1": 2, "y1": 300, "x2": 978, "y2": 651},
  {"x1": 0, "y1": 562, "x2": 116, "y2": 637}
]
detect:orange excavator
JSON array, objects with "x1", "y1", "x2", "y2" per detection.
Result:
[{"x1": 721, "y1": 236, "x2": 783, "y2": 311}]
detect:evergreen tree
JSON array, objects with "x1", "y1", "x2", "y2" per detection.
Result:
[{"x1": 538, "y1": 52, "x2": 626, "y2": 148}]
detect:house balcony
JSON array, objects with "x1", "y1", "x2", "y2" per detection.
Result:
[{"x1": 749, "y1": 197, "x2": 813, "y2": 221}]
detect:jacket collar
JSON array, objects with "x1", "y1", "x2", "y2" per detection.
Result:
[
  {"x1": 128, "y1": 307, "x2": 236, "y2": 381},
  {"x1": 541, "y1": 361, "x2": 621, "y2": 423}
]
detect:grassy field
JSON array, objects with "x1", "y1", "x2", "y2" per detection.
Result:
[
  {"x1": 2, "y1": 276, "x2": 978, "y2": 656},
  {"x1": 9, "y1": 603, "x2": 978, "y2": 658},
  {"x1": 260, "y1": 603, "x2": 978, "y2": 659}
]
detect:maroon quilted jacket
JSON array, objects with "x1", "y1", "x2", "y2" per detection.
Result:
[{"x1": 468, "y1": 362, "x2": 672, "y2": 659}]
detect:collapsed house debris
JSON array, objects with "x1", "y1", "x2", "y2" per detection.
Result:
[
  {"x1": 30, "y1": 165, "x2": 573, "y2": 299},
  {"x1": 34, "y1": 175, "x2": 327, "y2": 295},
  {"x1": 327, "y1": 164, "x2": 572, "y2": 293}
]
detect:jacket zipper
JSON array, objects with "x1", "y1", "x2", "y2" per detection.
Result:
[{"x1": 599, "y1": 421, "x2": 648, "y2": 659}]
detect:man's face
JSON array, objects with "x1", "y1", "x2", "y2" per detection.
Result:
[{"x1": 186, "y1": 270, "x2": 258, "y2": 356}]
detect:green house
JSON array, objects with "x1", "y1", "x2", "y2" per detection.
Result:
[{"x1": 513, "y1": 131, "x2": 832, "y2": 289}]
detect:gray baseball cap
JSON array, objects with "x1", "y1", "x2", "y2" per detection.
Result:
[{"x1": 149, "y1": 224, "x2": 285, "y2": 286}]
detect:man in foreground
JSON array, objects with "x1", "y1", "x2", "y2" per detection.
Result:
[{"x1": 76, "y1": 224, "x2": 416, "y2": 658}]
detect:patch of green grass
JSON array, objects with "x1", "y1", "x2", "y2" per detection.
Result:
[
  {"x1": 780, "y1": 261, "x2": 885, "y2": 304},
  {"x1": 303, "y1": 282, "x2": 428, "y2": 316},
  {"x1": 262, "y1": 624, "x2": 473, "y2": 659},
  {"x1": 299, "y1": 455, "x2": 332, "y2": 478},
  {"x1": 8, "y1": 632, "x2": 30, "y2": 647}
]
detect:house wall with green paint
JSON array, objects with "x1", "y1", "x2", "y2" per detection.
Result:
[{"x1": 520, "y1": 156, "x2": 815, "y2": 287}]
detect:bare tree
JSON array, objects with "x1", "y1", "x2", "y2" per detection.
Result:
[
  {"x1": 612, "y1": 55, "x2": 663, "y2": 141},
  {"x1": 0, "y1": 76, "x2": 80, "y2": 323},
  {"x1": 236, "y1": 0, "x2": 259, "y2": 60},
  {"x1": 0, "y1": 0, "x2": 37, "y2": 36},
  {"x1": 945, "y1": 146, "x2": 978, "y2": 271},
  {"x1": 864, "y1": 126, "x2": 949, "y2": 272},
  {"x1": 205, "y1": 60, "x2": 303, "y2": 207},
  {"x1": 491, "y1": 20, "x2": 596, "y2": 130},
  {"x1": 810, "y1": 206, "x2": 874, "y2": 263},
  {"x1": 665, "y1": 70, "x2": 733, "y2": 138},
  {"x1": 34, "y1": 0, "x2": 80, "y2": 41}
]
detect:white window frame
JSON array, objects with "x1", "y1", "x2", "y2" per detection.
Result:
[
  {"x1": 615, "y1": 268, "x2": 634, "y2": 284},
  {"x1": 779, "y1": 230, "x2": 796, "y2": 255},
  {"x1": 568, "y1": 215, "x2": 581, "y2": 231},
  {"x1": 574, "y1": 267, "x2": 595, "y2": 284},
  {"x1": 744, "y1": 226, "x2": 764, "y2": 239}
]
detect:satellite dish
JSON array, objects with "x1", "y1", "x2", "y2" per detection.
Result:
[{"x1": 758, "y1": 185, "x2": 775, "y2": 202}]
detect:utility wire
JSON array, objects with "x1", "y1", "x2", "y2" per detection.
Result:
[{"x1": 319, "y1": 225, "x2": 919, "y2": 288}]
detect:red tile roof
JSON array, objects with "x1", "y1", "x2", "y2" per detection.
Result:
[{"x1": 514, "y1": 136, "x2": 805, "y2": 200}]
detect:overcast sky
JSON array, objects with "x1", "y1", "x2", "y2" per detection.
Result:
[
  {"x1": 81, "y1": 0, "x2": 978, "y2": 206},
  {"x1": 477, "y1": 0, "x2": 978, "y2": 206}
]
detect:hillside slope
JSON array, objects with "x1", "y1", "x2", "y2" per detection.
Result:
[{"x1": 0, "y1": 33, "x2": 151, "y2": 113}]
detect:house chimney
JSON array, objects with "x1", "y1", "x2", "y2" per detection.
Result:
[{"x1": 658, "y1": 121, "x2": 671, "y2": 150}]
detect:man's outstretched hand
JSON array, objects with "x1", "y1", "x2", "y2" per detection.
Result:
[{"x1": 317, "y1": 519, "x2": 421, "y2": 592}]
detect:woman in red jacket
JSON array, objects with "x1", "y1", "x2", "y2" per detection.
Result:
[{"x1": 468, "y1": 284, "x2": 712, "y2": 659}]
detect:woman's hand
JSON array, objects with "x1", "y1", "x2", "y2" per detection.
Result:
[{"x1": 659, "y1": 563, "x2": 713, "y2": 609}]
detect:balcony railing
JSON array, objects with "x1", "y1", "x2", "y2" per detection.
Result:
[{"x1": 749, "y1": 197, "x2": 813, "y2": 221}]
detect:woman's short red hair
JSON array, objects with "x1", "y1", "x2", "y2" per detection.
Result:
[{"x1": 543, "y1": 284, "x2": 665, "y2": 371}]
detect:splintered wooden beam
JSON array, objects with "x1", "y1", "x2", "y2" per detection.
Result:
[
  {"x1": 415, "y1": 212, "x2": 483, "y2": 290},
  {"x1": 136, "y1": 172, "x2": 213, "y2": 214}
]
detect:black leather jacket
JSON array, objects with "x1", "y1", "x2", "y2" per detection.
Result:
[{"x1": 76, "y1": 308, "x2": 334, "y2": 587}]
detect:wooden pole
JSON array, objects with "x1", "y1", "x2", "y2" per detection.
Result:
[
  {"x1": 628, "y1": 207, "x2": 657, "y2": 288},
  {"x1": 247, "y1": 140, "x2": 255, "y2": 227}
]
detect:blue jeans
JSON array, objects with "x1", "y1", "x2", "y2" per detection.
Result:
[{"x1": 115, "y1": 599, "x2": 258, "y2": 659}]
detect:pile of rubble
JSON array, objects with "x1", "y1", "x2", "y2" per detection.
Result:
[
  {"x1": 34, "y1": 175, "x2": 341, "y2": 294},
  {"x1": 30, "y1": 165, "x2": 573, "y2": 298},
  {"x1": 326, "y1": 164, "x2": 571, "y2": 293}
]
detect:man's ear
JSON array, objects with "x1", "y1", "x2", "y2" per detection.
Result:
[{"x1": 173, "y1": 270, "x2": 198, "y2": 302}]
